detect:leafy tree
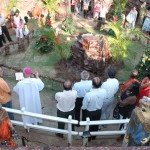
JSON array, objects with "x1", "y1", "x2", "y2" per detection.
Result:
[
  {"x1": 102, "y1": 21, "x2": 130, "y2": 60},
  {"x1": 43, "y1": 0, "x2": 60, "y2": 14},
  {"x1": 112, "y1": 0, "x2": 128, "y2": 21},
  {"x1": 102, "y1": 21, "x2": 144, "y2": 61},
  {"x1": 7, "y1": 0, "x2": 17, "y2": 11},
  {"x1": 136, "y1": 42, "x2": 150, "y2": 80}
]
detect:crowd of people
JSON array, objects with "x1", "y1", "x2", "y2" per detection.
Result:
[
  {"x1": 70, "y1": 0, "x2": 150, "y2": 33},
  {"x1": 0, "y1": 65, "x2": 150, "y2": 145}
]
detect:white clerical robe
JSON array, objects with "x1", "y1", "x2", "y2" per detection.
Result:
[{"x1": 13, "y1": 78, "x2": 44, "y2": 125}]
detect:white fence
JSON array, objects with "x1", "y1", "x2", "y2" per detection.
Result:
[{"x1": 3, "y1": 107, "x2": 130, "y2": 146}]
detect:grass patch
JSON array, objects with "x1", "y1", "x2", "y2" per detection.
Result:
[{"x1": 117, "y1": 41, "x2": 146, "y2": 81}]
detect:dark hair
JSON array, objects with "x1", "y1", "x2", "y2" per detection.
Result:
[
  {"x1": 130, "y1": 70, "x2": 138, "y2": 79},
  {"x1": 131, "y1": 82, "x2": 140, "y2": 97},
  {"x1": 41, "y1": 14, "x2": 44, "y2": 18},
  {"x1": 107, "y1": 66, "x2": 116, "y2": 78},
  {"x1": 24, "y1": 16, "x2": 28, "y2": 23},
  {"x1": 92, "y1": 77, "x2": 102, "y2": 88},
  {"x1": 63, "y1": 80, "x2": 72, "y2": 91}
]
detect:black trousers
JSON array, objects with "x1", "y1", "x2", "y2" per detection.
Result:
[
  {"x1": 85, "y1": 109, "x2": 101, "y2": 133},
  {"x1": 1, "y1": 26, "x2": 12, "y2": 42},
  {"x1": 71, "y1": 5, "x2": 75, "y2": 13},
  {"x1": 0, "y1": 34, "x2": 3, "y2": 47},
  {"x1": 97, "y1": 17, "x2": 106, "y2": 28},
  {"x1": 57, "y1": 109, "x2": 75, "y2": 131},
  {"x1": 75, "y1": 97, "x2": 83, "y2": 123}
]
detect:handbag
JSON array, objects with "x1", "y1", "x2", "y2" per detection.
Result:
[
  {"x1": 113, "y1": 103, "x2": 120, "y2": 119},
  {"x1": 12, "y1": 23, "x2": 17, "y2": 28}
]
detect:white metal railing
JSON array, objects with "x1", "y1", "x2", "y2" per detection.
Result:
[
  {"x1": 3, "y1": 107, "x2": 130, "y2": 146},
  {"x1": 3, "y1": 107, "x2": 78, "y2": 146},
  {"x1": 79, "y1": 117, "x2": 130, "y2": 146}
]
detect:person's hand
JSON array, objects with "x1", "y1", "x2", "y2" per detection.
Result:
[
  {"x1": 141, "y1": 138, "x2": 149, "y2": 144},
  {"x1": 34, "y1": 71, "x2": 39, "y2": 78}
]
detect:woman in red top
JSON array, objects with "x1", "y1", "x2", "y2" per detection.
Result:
[{"x1": 137, "y1": 68, "x2": 150, "y2": 106}]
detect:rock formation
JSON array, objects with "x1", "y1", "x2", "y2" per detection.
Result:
[{"x1": 71, "y1": 34, "x2": 112, "y2": 75}]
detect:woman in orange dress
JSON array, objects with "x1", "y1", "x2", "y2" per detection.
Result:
[{"x1": 0, "y1": 104, "x2": 16, "y2": 147}]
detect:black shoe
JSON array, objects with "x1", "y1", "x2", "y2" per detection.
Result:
[
  {"x1": 116, "y1": 135, "x2": 124, "y2": 142},
  {"x1": 75, "y1": 124, "x2": 80, "y2": 127},
  {"x1": 56, "y1": 133, "x2": 64, "y2": 138},
  {"x1": 88, "y1": 137, "x2": 91, "y2": 142},
  {"x1": 92, "y1": 136, "x2": 96, "y2": 140}
]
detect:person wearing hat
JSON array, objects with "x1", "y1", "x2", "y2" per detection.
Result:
[
  {"x1": 13, "y1": 67, "x2": 44, "y2": 125},
  {"x1": 0, "y1": 67, "x2": 14, "y2": 120}
]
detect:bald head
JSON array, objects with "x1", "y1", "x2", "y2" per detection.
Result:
[
  {"x1": 130, "y1": 70, "x2": 138, "y2": 79},
  {"x1": 63, "y1": 80, "x2": 72, "y2": 91},
  {"x1": 92, "y1": 77, "x2": 102, "y2": 88}
]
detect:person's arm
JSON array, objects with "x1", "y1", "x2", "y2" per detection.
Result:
[
  {"x1": 119, "y1": 96, "x2": 137, "y2": 106},
  {"x1": 55, "y1": 92, "x2": 61, "y2": 103},
  {"x1": 13, "y1": 83, "x2": 19, "y2": 94},
  {"x1": 141, "y1": 136, "x2": 150, "y2": 144},
  {"x1": 82, "y1": 94, "x2": 88, "y2": 110},
  {"x1": 34, "y1": 72, "x2": 44, "y2": 91}
]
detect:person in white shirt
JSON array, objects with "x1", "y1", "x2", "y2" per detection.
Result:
[
  {"x1": 13, "y1": 12, "x2": 24, "y2": 40},
  {"x1": 72, "y1": 70, "x2": 92, "y2": 126},
  {"x1": 13, "y1": 67, "x2": 44, "y2": 125},
  {"x1": 99, "y1": 3, "x2": 108, "y2": 28},
  {"x1": 0, "y1": 13, "x2": 12, "y2": 43},
  {"x1": 55, "y1": 80, "x2": 77, "y2": 138},
  {"x1": 101, "y1": 66, "x2": 119, "y2": 121},
  {"x1": 82, "y1": 77, "x2": 107, "y2": 141}
]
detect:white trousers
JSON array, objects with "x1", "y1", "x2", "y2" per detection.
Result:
[{"x1": 15, "y1": 28, "x2": 23, "y2": 38}]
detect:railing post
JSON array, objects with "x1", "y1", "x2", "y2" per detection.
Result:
[
  {"x1": 21, "y1": 107, "x2": 29, "y2": 132},
  {"x1": 83, "y1": 117, "x2": 90, "y2": 147},
  {"x1": 67, "y1": 115, "x2": 72, "y2": 147}
]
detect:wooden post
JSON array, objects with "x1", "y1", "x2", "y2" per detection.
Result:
[
  {"x1": 83, "y1": 117, "x2": 90, "y2": 147},
  {"x1": 67, "y1": 115, "x2": 72, "y2": 147}
]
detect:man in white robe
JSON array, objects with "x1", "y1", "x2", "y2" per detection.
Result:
[{"x1": 13, "y1": 67, "x2": 44, "y2": 125}]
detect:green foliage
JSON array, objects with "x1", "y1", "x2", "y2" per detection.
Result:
[
  {"x1": 112, "y1": 0, "x2": 128, "y2": 20},
  {"x1": 54, "y1": 41, "x2": 72, "y2": 61},
  {"x1": 7, "y1": 0, "x2": 17, "y2": 11},
  {"x1": 102, "y1": 20, "x2": 145, "y2": 61},
  {"x1": 136, "y1": 43, "x2": 150, "y2": 80},
  {"x1": 102, "y1": 21, "x2": 130, "y2": 60},
  {"x1": 62, "y1": 14, "x2": 76, "y2": 34},
  {"x1": 43, "y1": 0, "x2": 60, "y2": 13},
  {"x1": 125, "y1": 28, "x2": 144, "y2": 41},
  {"x1": 45, "y1": 12, "x2": 52, "y2": 28},
  {"x1": 33, "y1": 28, "x2": 56, "y2": 53}
]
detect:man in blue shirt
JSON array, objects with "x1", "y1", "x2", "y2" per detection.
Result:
[
  {"x1": 82, "y1": 77, "x2": 107, "y2": 141},
  {"x1": 73, "y1": 71, "x2": 92, "y2": 126}
]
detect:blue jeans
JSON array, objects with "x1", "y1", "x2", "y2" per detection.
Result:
[{"x1": 2, "y1": 101, "x2": 14, "y2": 120}]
